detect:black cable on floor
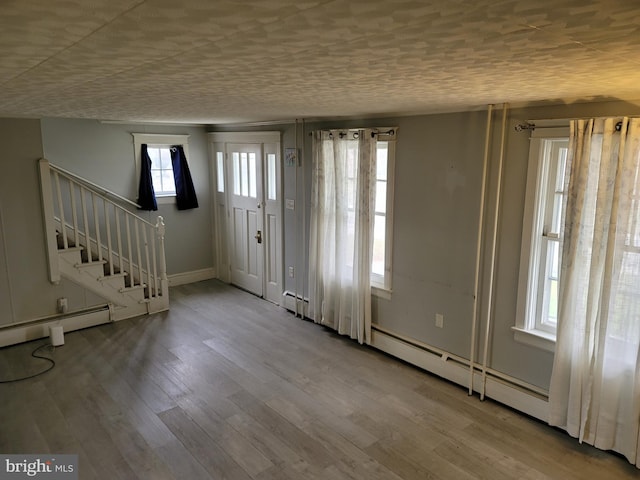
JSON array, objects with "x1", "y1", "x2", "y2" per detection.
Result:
[{"x1": 0, "y1": 343, "x2": 56, "y2": 383}]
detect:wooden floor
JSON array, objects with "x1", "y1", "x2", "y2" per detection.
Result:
[{"x1": 0, "y1": 280, "x2": 637, "y2": 479}]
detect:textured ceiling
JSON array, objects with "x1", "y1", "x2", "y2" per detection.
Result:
[{"x1": 1, "y1": 0, "x2": 639, "y2": 124}]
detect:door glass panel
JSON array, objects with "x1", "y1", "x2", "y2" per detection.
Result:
[
  {"x1": 241, "y1": 153, "x2": 249, "y2": 197},
  {"x1": 267, "y1": 153, "x2": 276, "y2": 200},
  {"x1": 249, "y1": 152, "x2": 257, "y2": 198},
  {"x1": 233, "y1": 152, "x2": 240, "y2": 195},
  {"x1": 216, "y1": 151, "x2": 224, "y2": 192}
]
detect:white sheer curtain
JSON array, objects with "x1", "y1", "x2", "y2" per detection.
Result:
[
  {"x1": 308, "y1": 129, "x2": 376, "y2": 344},
  {"x1": 549, "y1": 117, "x2": 640, "y2": 466}
]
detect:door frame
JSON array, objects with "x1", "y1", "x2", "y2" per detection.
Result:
[{"x1": 208, "y1": 131, "x2": 283, "y2": 305}]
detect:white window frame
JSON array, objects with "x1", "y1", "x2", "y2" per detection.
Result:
[
  {"x1": 371, "y1": 132, "x2": 396, "y2": 299},
  {"x1": 132, "y1": 133, "x2": 190, "y2": 205},
  {"x1": 514, "y1": 126, "x2": 569, "y2": 352}
]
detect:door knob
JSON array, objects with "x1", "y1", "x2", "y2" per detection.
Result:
[{"x1": 255, "y1": 230, "x2": 262, "y2": 244}]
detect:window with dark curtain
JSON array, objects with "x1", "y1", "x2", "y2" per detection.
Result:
[
  {"x1": 137, "y1": 143, "x2": 158, "y2": 211},
  {"x1": 170, "y1": 145, "x2": 199, "y2": 210}
]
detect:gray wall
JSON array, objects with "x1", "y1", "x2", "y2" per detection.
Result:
[
  {"x1": 0, "y1": 118, "x2": 105, "y2": 327},
  {"x1": 274, "y1": 99, "x2": 640, "y2": 391},
  {"x1": 41, "y1": 118, "x2": 214, "y2": 276}
]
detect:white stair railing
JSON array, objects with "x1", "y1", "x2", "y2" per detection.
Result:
[{"x1": 39, "y1": 158, "x2": 168, "y2": 304}]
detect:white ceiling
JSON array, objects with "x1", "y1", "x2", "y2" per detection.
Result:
[{"x1": 1, "y1": 0, "x2": 639, "y2": 124}]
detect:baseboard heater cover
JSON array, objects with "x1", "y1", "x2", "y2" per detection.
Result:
[
  {"x1": 282, "y1": 290, "x2": 311, "y2": 318},
  {"x1": 370, "y1": 327, "x2": 549, "y2": 422},
  {"x1": 0, "y1": 305, "x2": 111, "y2": 348}
]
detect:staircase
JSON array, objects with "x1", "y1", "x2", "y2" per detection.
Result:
[{"x1": 39, "y1": 158, "x2": 169, "y2": 321}]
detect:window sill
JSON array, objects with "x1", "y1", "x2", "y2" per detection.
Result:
[
  {"x1": 511, "y1": 326, "x2": 555, "y2": 353},
  {"x1": 372, "y1": 286, "x2": 392, "y2": 300},
  {"x1": 156, "y1": 195, "x2": 175, "y2": 205}
]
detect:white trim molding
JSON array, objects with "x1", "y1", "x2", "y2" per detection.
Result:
[
  {"x1": 167, "y1": 268, "x2": 216, "y2": 287},
  {"x1": 208, "y1": 131, "x2": 280, "y2": 144}
]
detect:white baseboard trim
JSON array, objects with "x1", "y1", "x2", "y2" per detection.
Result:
[
  {"x1": 168, "y1": 268, "x2": 216, "y2": 287},
  {"x1": 0, "y1": 307, "x2": 111, "y2": 348},
  {"x1": 370, "y1": 328, "x2": 549, "y2": 422}
]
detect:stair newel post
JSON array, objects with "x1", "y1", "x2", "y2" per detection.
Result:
[
  {"x1": 155, "y1": 216, "x2": 168, "y2": 298},
  {"x1": 38, "y1": 159, "x2": 61, "y2": 284}
]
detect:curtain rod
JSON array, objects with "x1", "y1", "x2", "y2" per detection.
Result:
[
  {"x1": 516, "y1": 117, "x2": 638, "y2": 132},
  {"x1": 308, "y1": 128, "x2": 396, "y2": 137},
  {"x1": 516, "y1": 121, "x2": 626, "y2": 132}
]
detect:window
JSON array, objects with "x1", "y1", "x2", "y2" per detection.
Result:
[
  {"x1": 371, "y1": 137, "x2": 395, "y2": 295},
  {"x1": 331, "y1": 132, "x2": 395, "y2": 295},
  {"x1": 266, "y1": 153, "x2": 277, "y2": 201},
  {"x1": 146, "y1": 146, "x2": 176, "y2": 196},
  {"x1": 339, "y1": 133, "x2": 395, "y2": 295},
  {"x1": 216, "y1": 151, "x2": 225, "y2": 193},
  {"x1": 231, "y1": 151, "x2": 258, "y2": 198},
  {"x1": 515, "y1": 127, "x2": 569, "y2": 351},
  {"x1": 132, "y1": 133, "x2": 190, "y2": 204}
]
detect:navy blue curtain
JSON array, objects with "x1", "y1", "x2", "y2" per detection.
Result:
[
  {"x1": 170, "y1": 145, "x2": 199, "y2": 210},
  {"x1": 137, "y1": 144, "x2": 158, "y2": 211}
]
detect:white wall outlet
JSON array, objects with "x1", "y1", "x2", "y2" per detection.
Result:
[
  {"x1": 286, "y1": 199, "x2": 295, "y2": 210},
  {"x1": 57, "y1": 297, "x2": 68, "y2": 314},
  {"x1": 288, "y1": 266, "x2": 295, "y2": 278},
  {"x1": 435, "y1": 313, "x2": 444, "y2": 328}
]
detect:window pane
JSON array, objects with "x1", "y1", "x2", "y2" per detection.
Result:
[
  {"x1": 161, "y1": 170, "x2": 175, "y2": 194},
  {"x1": 550, "y1": 145, "x2": 568, "y2": 234},
  {"x1": 233, "y1": 152, "x2": 240, "y2": 195},
  {"x1": 160, "y1": 148, "x2": 172, "y2": 169},
  {"x1": 372, "y1": 214, "x2": 386, "y2": 276},
  {"x1": 375, "y1": 181, "x2": 386, "y2": 214},
  {"x1": 555, "y1": 147, "x2": 567, "y2": 191},
  {"x1": 241, "y1": 152, "x2": 249, "y2": 197},
  {"x1": 377, "y1": 142, "x2": 388, "y2": 181},
  {"x1": 548, "y1": 279, "x2": 558, "y2": 324},
  {"x1": 543, "y1": 239, "x2": 560, "y2": 326},
  {"x1": 249, "y1": 152, "x2": 257, "y2": 198},
  {"x1": 347, "y1": 178, "x2": 355, "y2": 210},
  {"x1": 216, "y1": 152, "x2": 224, "y2": 192},
  {"x1": 148, "y1": 147, "x2": 160, "y2": 164},
  {"x1": 267, "y1": 153, "x2": 276, "y2": 200},
  {"x1": 550, "y1": 239, "x2": 560, "y2": 278},
  {"x1": 347, "y1": 145, "x2": 357, "y2": 178},
  {"x1": 552, "y1": 193, "x2": 564, "y2": 234},
  {"x1": 151, "y1": 170, "x2": 162, "y2": 191}
]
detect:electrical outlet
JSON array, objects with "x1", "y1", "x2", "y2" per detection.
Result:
[
  {"x1": 288, "y1": 266, "x2": 295, "y2": 278},
  {"x1": 435, "y1": 313, "x2": 444, "y2": 328},
  {"x1": 57, "y1": 297, "x2": 68, "y2": 314}
]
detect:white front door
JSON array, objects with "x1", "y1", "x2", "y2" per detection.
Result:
[
  {"x1": 227, "y1": 144, "x2": 264, "y2": 296},
  {"x1": 209, "y1": 131, "x2": 282, "y2": 304}
]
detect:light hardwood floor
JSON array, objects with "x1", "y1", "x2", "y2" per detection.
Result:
[{"x1": 0, "y1": 280, "x2": 637, "y2": 479}]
